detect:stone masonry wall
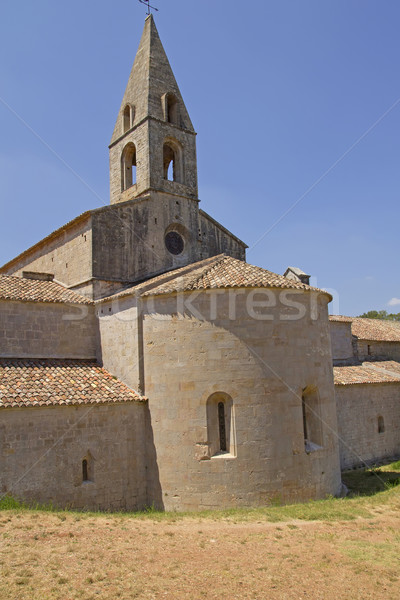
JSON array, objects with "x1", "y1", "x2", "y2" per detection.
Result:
[
  {"x1": 97, "y1": 296, "x2": 140, "y2": 392},
  {"x1": 0, "y1": 300, "x2": 97, "y2": 359},
  {"x1": 335, "y1": 382, "x2": 400, "y2": 470},
  {"x1": 0, "y1": 403, "x2": 147, "y2": 511},
  {"x1": 2, "y1": 217, "x2": 93, "y2": 292},
  {"x1": 329, "y1": 321, "x2": 354, "y2": 362},
  {"x1": 141, "y1": 288, "x2": 341, "y2": 511},
  {"x1": 91, "y1": 195, "x2": 246, "y2": 298},
  {"x1": 357, "y1": 340, "x2": 400, "y2": 362}
]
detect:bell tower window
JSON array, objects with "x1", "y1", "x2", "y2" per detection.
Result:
[
  {"x1": 121, "y1": 143, "x2": 137, "y2": 191},
  {"x1": 163, "y1": 140, "x2": 183, "y2": 183}
]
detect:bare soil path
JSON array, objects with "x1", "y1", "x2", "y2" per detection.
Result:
[{"x1": 1, "y1": 492, "x2": 399, "y2": 600}]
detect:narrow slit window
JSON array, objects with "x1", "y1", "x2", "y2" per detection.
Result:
[
  {"x1": 302, "y1": 394, "x2": 308, "y2": 442},
  {"x1": 82, "y1": 459, "x2": 88, "y2": 482},
  {"x1": 206, "y1": 392, "x2": 235, "y2": 458},
  {"x1": 123, "y1": 105, "x2": 131, "y2": 133},
  {"x1": 301, "y1": 387, "x2": 323, "y2": 452},
  {"x1": 378, "y1": 416, "x2": 385, "y2": 434},
  {"x1": 218, "y1": 402, "x2": 227, "y2": 452},
  {"x1": 166, "y1": 93, "x2": 179, "y2": 125}
]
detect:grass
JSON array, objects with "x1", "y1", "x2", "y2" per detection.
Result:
[
  {"x1": 1, "y1": 459, "x2": 399, "y2": 523},
  {"x1": 342, "y1": 459, "x2": 400, "y2": 497}
]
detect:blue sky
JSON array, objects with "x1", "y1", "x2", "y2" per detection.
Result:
[{"x1": 0, "y1": 0, "x2": 399, "y2": 316}]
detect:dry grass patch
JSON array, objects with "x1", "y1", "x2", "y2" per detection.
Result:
[{"x1": 0, "y1": 463, "x2": 399, "y2": 599}]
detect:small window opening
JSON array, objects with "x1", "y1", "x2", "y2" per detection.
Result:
[
  {"x1": 121, "y1": 143, "x2": 137, "y2": 191},
  {"x1": 206, "y1": 392, "x2": 235, "y2": 458},
  {"x1": 368, "y1": 344, "x2": 372, "y2": 356},
  {"x1": 218, "y1": 402, "x2": 227, "y2": 452},
  {"x1": 82, "y1": 459, "x2": 88, "y2": 482},
  {"x1": 166, "y1": 93, "x2": 179, "y2": 125},
  {"x1": 302, "y1": 395, "x2": 308, "y2": 442},
  {"x1": 378, "y1": 416, "x2": 385, "y2": 434},
  {"x1": 302, "y1": 387, "x2": 323, "y2": 452},
  {"x1": 123, "y1": 105, "x2": 132, "y2": 133}
]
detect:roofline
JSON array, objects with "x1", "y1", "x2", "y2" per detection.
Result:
[
  {"x1": 141, "y1": 286, "x2": 332, "y2": 301},
  {"x1": 0, "y1": 296, "x2": 93, "y2": 307},
  {"x1": 0, "y1": 398, "x2": 147, "y2": 409},
  {"x1": 199, "y1": 209, "x2": 248, "y2": 248}
]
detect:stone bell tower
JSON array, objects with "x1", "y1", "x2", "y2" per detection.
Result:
[
  {"x1": 109, "y1": 14, "x2": 198, "y2": 205},
  {"x1": 0, "y1": 15, "x2": 246, "y2": 300}
]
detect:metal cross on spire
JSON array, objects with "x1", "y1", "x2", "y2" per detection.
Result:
[{"x1": 138, "y1": 0, "x2": 159, "y2": 15}]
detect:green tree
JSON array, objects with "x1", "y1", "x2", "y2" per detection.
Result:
[{"x1": 358, "y1": 310, "x2": 400, "y2": 321}]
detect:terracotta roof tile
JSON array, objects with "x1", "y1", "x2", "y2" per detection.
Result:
[
  {"x1": 99, "y1": 255, "x2": 331, "y2": 302},
  {"x1": 334, "y1": 360, "x2": 400, "y2": 385},
  {"x1": 0, "y1": 359, "x2": 145, "y2": 408},
  {"x1": 351, "y1": 318, "x2": 400, "y2": 342},
  {"x1": 0, "y1": 275, "x2": 92, "y2": 305},
  {"x1": 330, "y1": 316, "x2": 400, "y2": 342},
  {"x1": 329, "y1": 315, "x2": 354, "y2": 323}
]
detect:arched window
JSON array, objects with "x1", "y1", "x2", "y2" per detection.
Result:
[
  {"x1": 121, "y1": 143, "x2": 137, "y2": 191},
  {"x1": 82, "y1": 459, "x2": 88, "y2": 482},
  {"x1": 206, "y1": 392, "x2": 235, "y2": 457},
  {"x1": 163, "y1": 139, "x2": 183, "y2": 183},
  {"x1": 301, "y1": 386, "x2": 323, "y2": 452},
  {"x1": 378, "y1": 415, "x2": 385, "y2": 434}
]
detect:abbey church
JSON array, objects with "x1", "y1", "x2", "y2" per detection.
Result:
[{"x1": 0, "y1": 16, "x2": 399, "y2": 511}]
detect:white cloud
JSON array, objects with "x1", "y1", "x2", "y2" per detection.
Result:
[{"x1": 387, "y1": 298, "x2": 400, "y2": 307}]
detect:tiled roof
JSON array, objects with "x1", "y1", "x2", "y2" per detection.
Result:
[
  {"x1": 351, "y1": 318, "x2": 400, "y2": 342},
  {"x1": 0, "y1": 275, "x2": 92, "y2": 305},
  {"x1": 0, "y1": 359, "x2": 145, "y2": 408},
  {"x1": 99, "y1": 255, "x2": 331, "y2": 302},
  {"x1": 329, "y1": 315, "x2": 354, "y2": 323},
  {"x1": 334, "y1": 360, "x2": 400, "y2": 385},
  {"x1": 330, "y1": 315, "x2": 400, "y2": 341}
]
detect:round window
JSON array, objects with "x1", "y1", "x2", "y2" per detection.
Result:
[{"x1": 165, "y1": 231, "x2": 184, "y2": 255}]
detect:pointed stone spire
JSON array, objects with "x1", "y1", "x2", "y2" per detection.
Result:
[
  {"x1": 109, "y1": 15, "x2": 198, "y2": 204},
  {"x1": 110, "y1": 15, "x2": 194, "y2": 144}
]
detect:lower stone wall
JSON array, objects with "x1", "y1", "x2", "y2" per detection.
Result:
[
  {"x1": 357, "y1": 340, "x2": 400, "y2": 362},
  {"x1": 0, "y1": 403, "x2": 147, "y2": 511},
  {"x1": 0, "y1": 300, "x2": 98, "y2": 359},
  {"x1": 335, "y1": 383, "x2": 400, "y2": 469}
]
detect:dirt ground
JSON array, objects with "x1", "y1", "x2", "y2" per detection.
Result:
[{"x1": 1, "y1": 493, "x2": 399, "y2": 600}]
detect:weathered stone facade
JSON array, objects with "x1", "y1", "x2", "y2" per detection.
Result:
[
  {"x1": 138, "y1": 289, "x2": 341, "y2": 510},
  {"x1": 0, "y1": 299, "x2": 97, "y2": 360},
  {"x1": 1, "y1": 403, "x2": 147, "y2": 511},
  {"x1": 330, "y1": 316, "x2": 400, "y2": 469},
  {"x1": 336, "y1": 383, "x2": 400, "y2": 470}
]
